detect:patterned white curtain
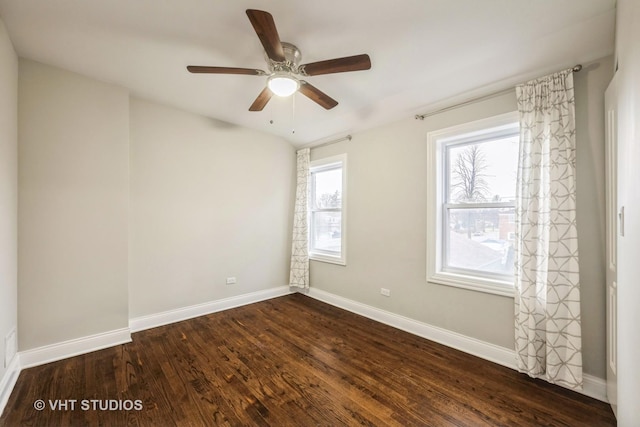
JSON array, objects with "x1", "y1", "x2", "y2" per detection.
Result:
[
  {"x1": 514, "y1": 69, "x2": 582, "y2": 389},
  {"x1": 289, "y1": 148, "x2": 310, "y2": 289}
]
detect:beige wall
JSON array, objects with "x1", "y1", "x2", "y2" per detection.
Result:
[
  {"x1": 310, "y1": 55, "x2": 613, "y2": 379},
  {"x1": 574, "y1": 56, "x2": 613, "y2": 381},
  {"x1": 129, "y1": 98, "x2": 294, "y2": 317},
  {"x1": 15, "y1": 60, "x2": 294, "y2": 350},
  {"x1": 18, "y1": 60, "x2": 130, "y2": 350},
  {"x1": 613, "y1": 0, "x2": 640, "y2": 423},
  {"x1": 0, "y1": 16, "x2": 18, "y2": 383}
]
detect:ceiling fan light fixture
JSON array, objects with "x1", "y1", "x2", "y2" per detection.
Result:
[{"x1": 267, "y1": 72, "x2": 300, "y2": 97}]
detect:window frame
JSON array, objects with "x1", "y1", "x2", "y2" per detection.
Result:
[
  {"x1": 308, "y1": 154, "x2": 347, "y2": 266},
  {"x1": 427, "y1": 112, "x2": 519, "y2": 297}
]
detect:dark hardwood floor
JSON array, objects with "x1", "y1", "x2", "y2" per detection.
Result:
[{"x1": 1, "y1": 293, "x2": 615, "y2": 426}]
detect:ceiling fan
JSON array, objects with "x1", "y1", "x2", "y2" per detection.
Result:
[{"x1": 187, "y1": 9, "x2": 371, "y2": 111}]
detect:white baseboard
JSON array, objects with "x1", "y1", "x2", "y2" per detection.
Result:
[
  {"x1": 582, "y1": 374, "x2": 608, "y2": 403},
  {"x1": 130, "y1": 286, "x2": 294, "y2": 333},
  {"x1": 303, "y1": 287, "x2": 608, "y2": 403},
  {"x1": 0, "y1": 355, "x2": 21, "y2": 418},
  {"x1": 1, "y1": 286, "x2": 293, "y2": 417},
  {"x1": 0, "y1": 285, "x2": 607, "y2": 420},
  {"x1": 305, "y1": 288, "x2": 517, "y2": 368},
  {"x1": 19, "y1": 327, "x2": 132, "y2": 370}
]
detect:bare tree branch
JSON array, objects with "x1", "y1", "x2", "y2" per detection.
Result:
[{"x1": 451, "y1": 145, "x2": 490, "y2": 203}]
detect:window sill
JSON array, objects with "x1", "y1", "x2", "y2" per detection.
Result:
[
  {"x1": 310, "y1": 253, "x2": 346, "y2": 266},
  {"x1": 428, "y1": 271, "x2": 514, "y2": 297}
]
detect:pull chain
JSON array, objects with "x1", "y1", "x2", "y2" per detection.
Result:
[
  {"x1": 291, "y1": 93, "x2": 296, "y2": 134},
  {"x1": 269, "y1": 97, "x2": 274, "y2": 126}
]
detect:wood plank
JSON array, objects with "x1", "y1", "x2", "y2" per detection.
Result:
[{"x1": 0, "y1": 294, "x2": 616, "y2": 426}]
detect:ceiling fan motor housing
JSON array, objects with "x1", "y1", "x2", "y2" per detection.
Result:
[{"x1": 266, "y1": 42, "x2": 302, "y2": 74}]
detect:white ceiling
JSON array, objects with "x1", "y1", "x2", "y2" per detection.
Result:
[{"x1": 0, "y1": 0, "x2": 615, "y2": 146}]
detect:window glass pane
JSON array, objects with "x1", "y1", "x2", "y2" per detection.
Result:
[
  {"x1": 311, "y1": 212, "x2": 342, "y2": 253},
  {"x1": 313, "y1": 168, "x2": 342, "y2": 209},
  {"x1": 446, "y1": 207, "x2": 515, "y2": 275},
  {"x1": 447, "y1": 135, "x2": 518, "y2": 203}
]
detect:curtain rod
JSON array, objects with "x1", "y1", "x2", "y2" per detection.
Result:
[
  {"x1": 415, "y1": 64, "x2": 583, "y2": 121},
  {"x1": 309, "y1": 135, "x2": 352, "y2": 149}
]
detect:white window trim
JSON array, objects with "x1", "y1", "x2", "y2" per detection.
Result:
[
  {"x1": 426, "y1": 111, "x2": 518, "y2": 297},
  {"x1": 309, "y1": 154, "x2": 347, "y2": 266}
]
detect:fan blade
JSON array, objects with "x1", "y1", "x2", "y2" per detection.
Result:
[
  {"x1": 300, "y1": 54, "x2": 371, "y2": 76},
  {"x1": 246, "y1": 9, "x2": 285, "y2": 62},
  {"x1": 299, "y1": 81, "x2": 338, "y2": 110},
  {"x1": 187, "y1": 66, "x2": 266, "y2": 75},
  {"x1": 249, "y1": 87, "x2": 273, "y2": 111}
]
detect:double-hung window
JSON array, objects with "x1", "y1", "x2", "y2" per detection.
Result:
[
  {"x1": 427, "y1": 112, "x2": 519, "y2": 296},
  {"x1": 309, "y1": 154, "x2": 347, "y2": 265}
]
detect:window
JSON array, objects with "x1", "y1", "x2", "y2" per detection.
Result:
[
  {"x1": 309, "y1": 154, "x2": 347, "y2": 265},
  {"x1": 427, "y1": 112, "x2": 519, "y2": 296}
]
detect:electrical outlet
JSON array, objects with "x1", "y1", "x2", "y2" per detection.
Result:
[
  {"x1": 380, "y1": 288, "x2": 391, "y2": 297},
  {"x1": 226, "y1": 277, "x2": 237, "y2": 285}
]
